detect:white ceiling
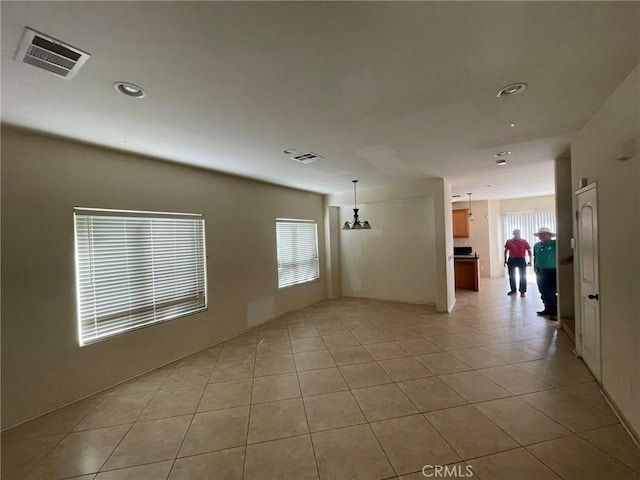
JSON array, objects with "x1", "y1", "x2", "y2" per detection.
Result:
[{"x1": 2, "y1": 2, "x2": 638, "y2": 200}]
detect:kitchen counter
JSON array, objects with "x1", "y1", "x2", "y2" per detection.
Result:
[{"x1": 454, "y1": 255, "x2": 479, "y2": 291}]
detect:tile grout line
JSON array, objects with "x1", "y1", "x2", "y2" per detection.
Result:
[
  {"x1": 91, "y1": 382, "x2": 160, "y2": 477},
  {"x1": 339, "y1": 308, "x2": 605, "y2": 473},
  {"x1": 11, "y1": 293, "x2": 629, "y2": 479},
  {"x1": 12, "y1": 433, "x2": 68, "y2": 479},
  {"x1": 16, "y1": 393, "x2": 112, "y2": 478},
  {"x1": 294, "y1": 343, "x2": 323, "y2": 480},
  {"x1": 163, "y1": 353, "x2": 221, "y2": 480},
  {"x1": 576, "y1": 431, "x2": 640, "y2": 475},
  {"x1": 305, "y1": 310, "x2": 414, "y2": 477},
  {"x1": 514, "y1": 388, "x2": 619, "y2": 436},
  {"x1": 332, "y1": 313, "x2": 401, "y2": 479},
  {"x1": 522, "y1": 436, "x2": 603, "y2": 480},
  {"x1": 240, "y1": 336, "x2": 258, "y2": 480}
]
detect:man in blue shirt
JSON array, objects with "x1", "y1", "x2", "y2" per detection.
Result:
[{"x1": 533, "y1": 227, "x2": 557, "y2": 320}]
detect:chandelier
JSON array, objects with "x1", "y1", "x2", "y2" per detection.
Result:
[{"x1": 343, "y1": 180, "x2": 371, "y2": 230}]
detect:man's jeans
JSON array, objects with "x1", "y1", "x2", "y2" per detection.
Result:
[
  {"x1": 536, "y1": 268, "x2": 557, "y2": 314},
  {"x1": 507, "y1": 257, "x2": 527, "y2": 293}
]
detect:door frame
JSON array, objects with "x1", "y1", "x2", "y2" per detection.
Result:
[{"x1": 574, "y1": 182, "x2": 602, "y2": 381}]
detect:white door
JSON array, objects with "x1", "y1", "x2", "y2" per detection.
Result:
[{"x1": 577, "y1": 184, "x2": 601, "y2": 381}]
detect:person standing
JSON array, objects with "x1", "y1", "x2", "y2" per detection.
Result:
[
  {"x1": 504, "y1": 229, "x2": 532, "y2": 297},
  {"x1": 533, "y1": 227, "x2": 557, "y2": 320}
]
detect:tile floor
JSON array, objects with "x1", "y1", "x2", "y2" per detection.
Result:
[{"x1": 3, "y1": 279, "x2": 639, "y2": 479}]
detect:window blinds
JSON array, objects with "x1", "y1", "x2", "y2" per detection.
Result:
[
  {"x1": 74, "y1": 209, "x2": 207, "y2": 345},
  {"x1": 276, "y1": 219, "x2": 319, "y2": 289},
  {"x1": 501, "y1": 210, "x2": 556, "y2": 249}
]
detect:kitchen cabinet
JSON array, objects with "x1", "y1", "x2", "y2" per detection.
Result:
[
  {"x1": 453, "y1": 209, "x2": 470, "y2": 238},
  {"x1": 454, "y1": 256, "x2": 479, "y2": 291}
]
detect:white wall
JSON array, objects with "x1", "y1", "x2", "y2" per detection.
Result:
[
  {"x1": 499, "y1": 195, "x2": 556, "y2": 214},
  {"x1": 1, "y1": 127, "x2": 326, "y2": 429},
  {"x1": 571, "y1": 65, "x2": 640, "y2": 438},
  {"x1": 323, "y1": 202, "x2": 342, "y2": 299},
  {"x1": 555, "y1": 156, "x2": 575, "y2": 320},
  {"x1": 340, "y1": 197, "x2": 436, "y2": 304},
  {"x1": 441, "y1": 180, "x2": 456, "y2": 312},
  {"x1": 487, "y1": 200, "x2": 502, "y2": 277},
  {"x1": 328, "y1": 178, "x2": 453, "y2": 312}
]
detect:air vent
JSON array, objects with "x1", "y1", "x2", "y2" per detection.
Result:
[
  {"x1": 14, "y1": 28, "x2": 90, "y2": 79},
  {"x1": 291, "y1": 152, "x2": 323, "y2": 164}
]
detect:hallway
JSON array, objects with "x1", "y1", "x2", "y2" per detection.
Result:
[{"x1": 2, "y1": 279, "x2": 639, "y2": 479}]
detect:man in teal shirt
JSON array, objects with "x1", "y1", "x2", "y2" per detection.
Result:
[{"x1": 533, "y1": 227, "x2": 557, "y2": 320}]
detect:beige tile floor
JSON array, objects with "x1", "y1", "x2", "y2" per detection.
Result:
[{"x1": 3, "y1": 278, "x2": 640, "y2": 479}]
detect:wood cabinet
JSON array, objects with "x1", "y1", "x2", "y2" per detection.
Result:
[
  {"x1": 454, "y1": 257, "x2": 479, "y2": 291},
  {"x1": 453, "y1": 209, "x2": 470, "y2": 238}
]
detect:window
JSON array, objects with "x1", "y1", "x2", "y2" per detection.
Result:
[
  {"x1": 276, "y1": 219, "x2": 319, "y2": 288},
  {"x1": 501, "y1": 210, "x2": 556, "y2": 280},
  {"x1": 74, "y1": 208, "x2": 207, "y2": 345},
  {"x1": 501, "y1": 210, "x2": 556, "y2": 248}
]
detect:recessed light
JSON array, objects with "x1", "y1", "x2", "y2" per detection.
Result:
[
  {"x1": 497, "y1": 82, "x2": 527, "y2": 97},
  {"x1": 283, "y1": 148, "x2": 297, "y2": 155},
  {"x1": 113, "y1": 81, "x2": 146, "y2": 98},
  {"x1": 509, "y1": 122, "x2": 516, "y2": 127},
  {"x1": 496, "y1": 159, "x2": 507, "y2": 166},
  {"x1": 494, "y1": 151, "x2": 511, "y2": 157}
]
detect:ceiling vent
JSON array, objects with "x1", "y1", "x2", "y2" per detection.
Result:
[
  {"x1": 291, "y1": 152, "x2": 323, "y2": 164},
  {"x1": 14, "y1": 27, "x2": 90, "y2": 79}
]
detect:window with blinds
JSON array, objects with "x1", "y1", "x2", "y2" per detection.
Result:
[
  {"x1": 74, "y1": 208, "x2": 207, "y2": 345},
  {"x1": 276, "y1": 219, "x2": 320, "y2": 289},
  {"x1": 501, "y1": 210, "x2": 556, "y2": 249},
  {"x1": 501, "y1": 210, "x2": 556, "y2": 280}
]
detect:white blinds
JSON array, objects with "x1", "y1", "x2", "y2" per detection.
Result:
[
  {"x1": 74, "y1": 209, "x2": 207, "y2": 345},
  {"x1": 276, "y1": 219, "x2": 320, "y2": 289},
  {"x1": 501, "y1": 210, "x2": 556, "y2": 248}
]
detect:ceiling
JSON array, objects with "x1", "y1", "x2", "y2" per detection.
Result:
[{"x1": 2, "y1": 2, "x2": 638, "y2": 200}]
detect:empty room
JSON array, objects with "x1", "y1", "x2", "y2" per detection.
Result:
[{"x1": 1, "y1": 2, "x2": 639, "y2": 479}]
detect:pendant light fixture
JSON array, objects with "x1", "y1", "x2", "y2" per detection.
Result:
[
  {"x1": 467, "y1": 193, "x2": 474, "y2": 221},
  {"x1": 343, "y1": 180, "x2": 371, "y2": 230}
]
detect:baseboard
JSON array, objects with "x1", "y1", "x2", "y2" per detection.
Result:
[
  {"x1": 447, "y1": 297, "x2": 457, "y2": 313},
  {"x1": 1, "y1": 307, "x2": 297, "y2": 433},
  {"x1": 600, "y1": 387, "x2": 640, "y2": 448},
  {"x1": 339, "y1": 294, "x2": 437, "y2": 308},
  {"x1": 560, "y1": 317, "x2": 576, "y2": 343}
]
